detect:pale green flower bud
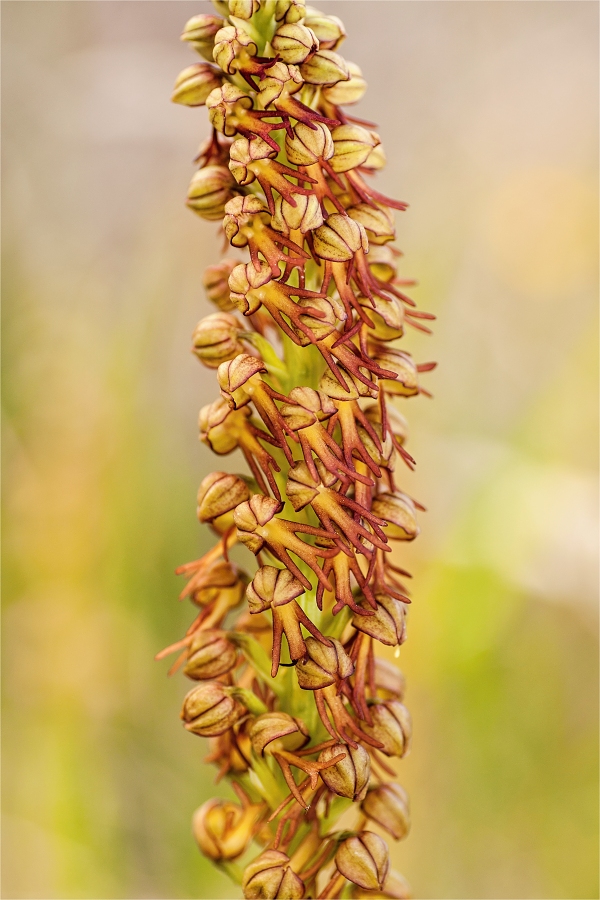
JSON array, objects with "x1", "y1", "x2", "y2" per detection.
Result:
[
  {"x1": 318, "y1": 743, "x2": 370, "y2": 801},
  {"x1": 285, "y1": 121, "x2": 334, "y2": 165},
  {"x1": 275, "y1": 0, "x2": 307, "y2": 24},
  {"x1": 296, "y1": 636, "x2": 353, "y2": 690},
  {"x1": 361, "y1": 782, "x2": 410, "y2": 840},
  {"x1": 192, "y1": 797, "x2": 257, "y2": 861},
  {"x1": 322, "y1": 60, "x2": 366, "y2": 105},
  {"x1": 243, "y1": 850, "x2": 304, "y2": 899},
  {"x1": 192, "y1": 312, "x2": 245, "y2": 368},
  {"x1": 371, "y1": 491, "x2": 419, "y2": 541},
  {"x1": 171, "y1": 63, "x2": 222, "y2": 107},
  {"x1": 272, "y1": 193, "x2": 323, "y2": 234},
  {"x1": 271, "y1": 22, "x2": 318, "y2": 64},
  {"x1": 303, "y1": 9, "x2": 346, "y2": 49},
  {"x1": 186, "y1": 165, "x2": 237, "y2": 221},
  {"x1": 184, "y1": 629, "x2": 238, "y2": 680},
  {"x1": 336, "y1": 832, "x2": 390, "y2": 892},
  {"x1": 181, "y1": 681, "x2": 244, "y2": 736},
  {"x1": 313, "y1": 213, "x2": 368, "y2": 261},
  {"x1": 348, "y1": 203, "x2": 395, "y2": 245},
  {"x1": 249, "y1": 711, "x2": 309, "y2": 756},
  {"x1": 213, "y1": 24, "x2": 257, "y2": 74},
  {"x1": 181, "y1": 14, "x2": 224, "y2": 61},
  {"x1": 330, "y1": 124, "x2": 379, "y2": 173},
  {"x1": 362, "y1": 701, "x2": 412, "y2": 757},
  {"x1": 300, "y1": 49, "x2": 349, "y2": 86},
  {"x1": 203, "y1": 259, "x2": 239, "y2": 311},
  {"x1": 228, "y1": 0, "x2": 259, "y2": 19},
  {"x1": 246, "y1": 565, "x2": 304, "y2": 613},
  {"x1": 352, "y1": 592, "x2": 407, "y2": 646},
  {"x1": 196, "y1": 471, "x2": 251, "y2": 530}
]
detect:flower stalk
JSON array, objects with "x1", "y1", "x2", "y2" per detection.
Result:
[{"x1": 163, "y1": 2, "x2": 435, "y2": 896}]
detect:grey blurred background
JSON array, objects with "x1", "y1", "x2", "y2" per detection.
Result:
[{"x1": 2, "y1": 2, "x2": 598, "y2": 898}]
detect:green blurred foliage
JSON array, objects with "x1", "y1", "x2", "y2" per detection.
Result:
[{"x1": 2, "y1": 2, "x2": 598, "y2": 899}]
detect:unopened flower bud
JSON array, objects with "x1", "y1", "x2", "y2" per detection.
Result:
[
  {"x1": 243, "y1": 850, "x2": 304, "y2": 900},
  {"x1": 371, "y1": 347, "x2": 419, "y2": 396},
  {"x1": 234, "y1": 495, "x2": 283, "y2": 554},
  {"x1": 191, "y1": 560, "x2": 248, "y2": 610},
  {"x1": 196, "y1": 471, "x2": 250, "y2": 531},
  {"x1": 336, "y1": 832, "x2": 389, "y2": 892},
  {"x1": 271, "y1": 22, "x2": 318, "y2": 64},
  {"x1": 323, "y1": 60, "x2": 366, "y2": 105},
  {"x1": 203, "y1": 259, "x2": 239, "y2": 310},
  {"x1": 249, "y1": 711, "x2": 309, "y2": 756},
  {"x1": 313, "y1": 213, "x2": 368, "y2": 262},
  {"x1": 272, "y1": 192, "x2": 323, "y2": 234},
  {"x1": 296, "y1": 636, "x2": 353, "y2": 690},
  {"x1": 228, "y1": 0, "x2": 259, "y2": 19},
  {"x1": 318, "y1": 743, "x2": 370, "y2": 801},
  {"x1": 352, "y1": 593, "x2": 407, "y2": 646},
  {"x1": 181, "y1": 681, "x2": 244, "y2": 736},
  {"x1": 181, "y1": 14, "x2": 224, "y2": 61},
  {"x1": 371, "y1": 492, "x2": 419, "y2": 541},
  {"x1": 374, "y1": 657, "x2": 406, "y2": 700},
  {"x1": 361, "y1": 783, "x2": 410, "y2": 840},
  {"x1": 285, "y1": 122, "x2": 334, "y2": 165},
  {"x1": 192, "y1": 797, "x2": 258, "y2": 861},
  {"x1": 330, "y1": 124, "x2": 379, "y2": 173},
  {"x1": 300, "y1": 48, "x2": 349, "y2": 85},
  {"x1": 213, "y1": 24, "x2": 257, "y2": 74},
  {"x1": 246, "y1": 565, "x2": 304, "y2": 613},
  {"x1": 348, "y1": 203, "x2": 395, "y2": 245},
  {"x1": 192, "y1": 312, "x2": 245, "y2": 368},
  {"x1": 362, "y1": 700, "x2": 412, "y2": 757},
  {"x1": 184, "y1": 629, "x2": 237, "y2": 680},
  {"x1": 275, "y1": 0, "x2": 306, "y2": 24},
  {"x1": 187, "y1": 165, "x2": 237, "y2": 221},
  {"x1": 172, "y1": 63, "x2": 222, "y2": 106},
  {"x1": 303, "y1": 10, "x2": 346, "y2": 49}
]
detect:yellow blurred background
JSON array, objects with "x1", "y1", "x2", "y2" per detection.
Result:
[{"x1": 2, "y1": 2, "x2": 598, "y2": 898}]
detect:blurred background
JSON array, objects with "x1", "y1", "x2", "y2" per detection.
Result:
[{"x1": 2, "y1": 2, "x2": 598, "y2": 898}]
